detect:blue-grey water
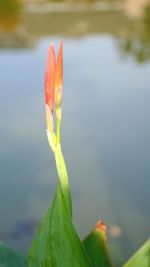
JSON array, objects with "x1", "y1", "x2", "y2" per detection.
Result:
[{"x1": 0, "y1": 4, "x2": 150, "y2": 266}]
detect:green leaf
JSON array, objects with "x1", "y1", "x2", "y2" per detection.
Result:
[
  {"x1": 29, "y1": 182, "x2": 92, "y2": 267},
  {"x1": 123, "y1": 239, "x2": 150, "y2": 267},
  {"x1": 0, "y1": 243, "x2": 28, "y2": 267},
  {"x1": 83, "y1": 221, "x2": 113, "y2": 267}
]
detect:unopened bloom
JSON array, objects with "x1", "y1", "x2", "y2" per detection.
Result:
[{"x1": 44, "y1": 41, "x2": 63, "y2": 132}]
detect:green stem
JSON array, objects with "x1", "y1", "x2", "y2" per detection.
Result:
[
  {"x1": 55, "y1": 143, "x2": 72, "y2": 217},
  {"x1": 47, "y1": 114, "x2": 72, "y2": 217}
]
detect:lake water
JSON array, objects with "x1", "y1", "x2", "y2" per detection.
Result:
[{"x1": 0, "y1": 3, "x2": 150, "y2": 266}]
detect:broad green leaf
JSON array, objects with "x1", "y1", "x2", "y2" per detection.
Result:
[
  {"x1": 123, "y1": 238, "x2": 150, "y2": 267},
  {"x1": 29, "y1": 182, "x2": 92, "y2": 267},
  {"x1": 0, "y1": 243, "x2": 28, "y2": 267},
  {"x1": 83, "y1": 221, "x2": 113, "y2": 267}
]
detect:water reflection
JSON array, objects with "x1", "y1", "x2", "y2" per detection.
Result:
[
  {"x1": 0, "y1": 2, "x2": 150, "y2": 267},
  {"x1": 0, "y1": 35, "x2": 150, "y2": 266}
]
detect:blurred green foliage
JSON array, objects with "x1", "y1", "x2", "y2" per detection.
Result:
[
  {"x1": 0, "y1": 0, "x2": 21, "y2": 17},
  {"x1": 0, "y1": 0, "x2": 21, "y2": 31},
  {"x1": 47, "y1": 0, "x2": 115, "y2": 2},
  {"x1": 0, "y1": 243, "x2": 28, "y2": 267},
  {"x1": 119, "y1": 6, "x2": 150, "y2": 63}
]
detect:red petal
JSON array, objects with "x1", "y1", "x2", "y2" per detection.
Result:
[
  {"x1": 55, "y1": 40, "x2": 63, "y2": 108},
  {"x1": 44, "y1": 44, "x2": 56, "y2": 112}
]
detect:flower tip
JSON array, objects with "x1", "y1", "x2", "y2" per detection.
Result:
[
  {"x1": 48, "y1": 43, "x2": 55, "y2": 58},
  {"x1": 60, "y1": 39, "x2": 64, "y2": 46},
  {"x1": 95, "y1": 220, "x2": 107, "y2": 233},
  {"x1": 59, "y1": 40, "x2": 63, "y2": 55},
  {"x1": 58, "y1": 40, "x2": 64, "y2": 56},
  {"x1": 49, "y1": 43, "x2": 54, "y2": 50}
]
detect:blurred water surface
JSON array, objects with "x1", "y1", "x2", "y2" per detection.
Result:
[{"x1": 0, "y1": 1, "x2": 150, "y2": 266}]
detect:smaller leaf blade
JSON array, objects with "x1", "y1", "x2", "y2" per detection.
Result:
[
  {"x1": 123, "y1": 239, "x2": 150, "y2": 267},
  {"x1": 83, "y1": 221, "x2": 113, "y2": 267},
  {"x1": 0, "y1": 243, "x2": 28, "y2": 267}
]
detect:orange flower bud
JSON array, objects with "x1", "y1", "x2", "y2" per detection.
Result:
[{"x1": 45, "y1": 41, "x2": 63, "y2": 131}]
